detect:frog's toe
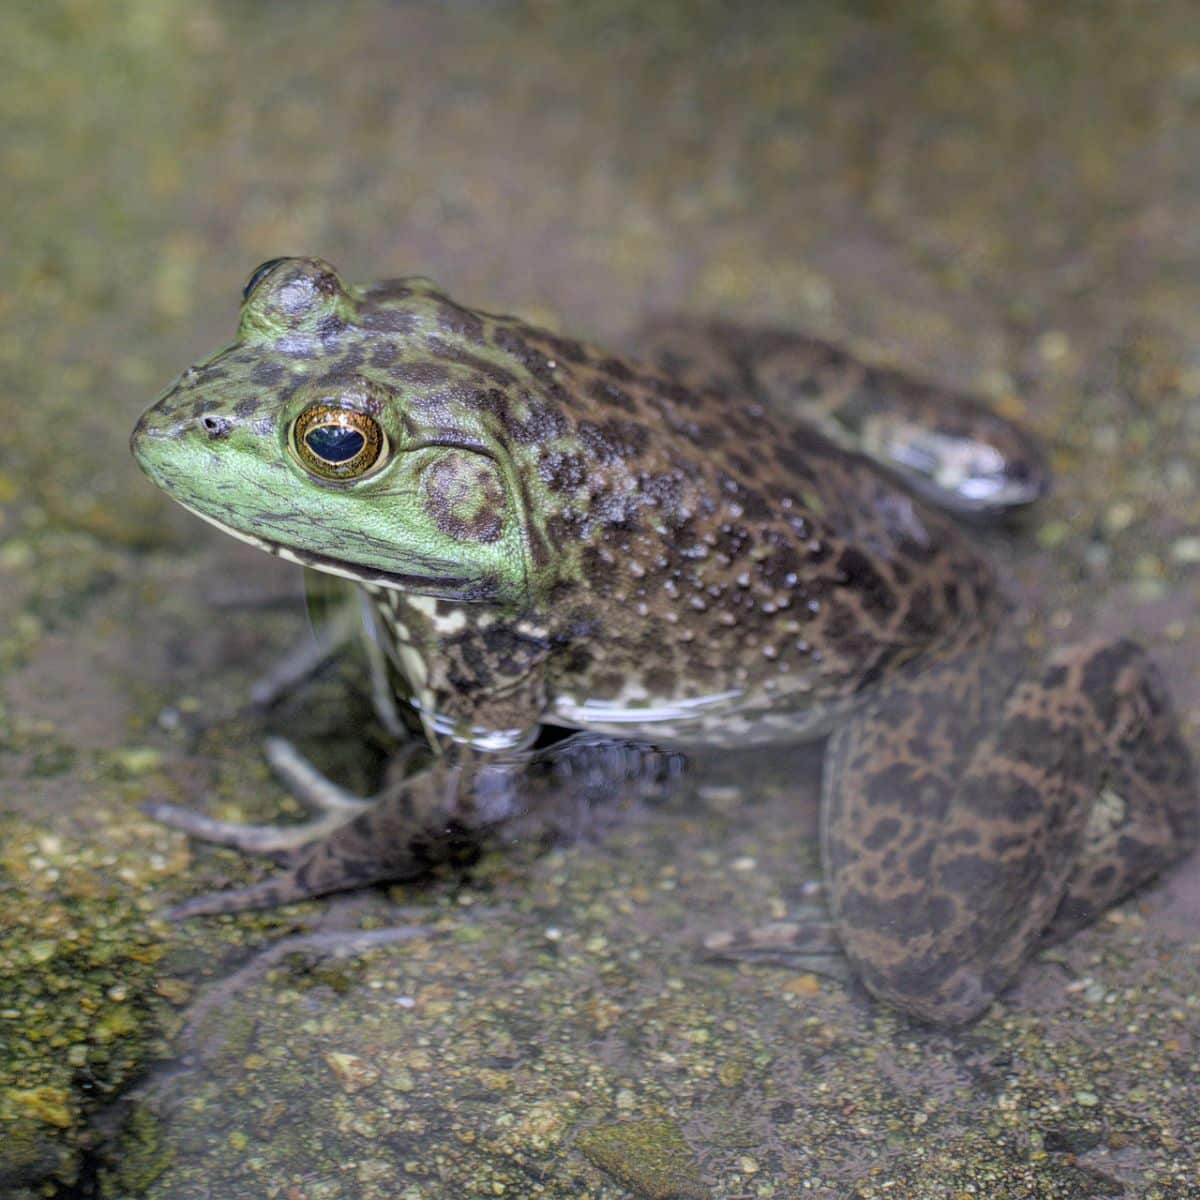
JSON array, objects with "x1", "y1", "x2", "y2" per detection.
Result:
[
  {"x1": 143, "y1": 799, "x2": 354, "y2": 856},
  {"x1": 155, "y1": 771, "x2": 469, "y2": 918},
  {"x1": 165, "y1": 875, "x2": 318, "y2": 919},
  {"x1": 703, "y1": 914, "x2": 854, "y2": 984},
  {"x1": 263, "y1": 737, "x2": 375, "y2": 814},
  {"x1": 163, "y1": 864, "x2": 367, "y2": 918}
]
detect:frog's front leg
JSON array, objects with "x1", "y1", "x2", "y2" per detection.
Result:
[
  {"x1": 151, "y1": 733, "x2": 684, "y2": 919},
  {"x1": 824, "y1": 638, "x2": 1197, "y2": 1025},
  {"x1": 151, "y1": 748, "x2": 486, "y2": 918},
  {"x1": 249, "y1": 581, "x2": 411, "y2": 740},
  {"x1": 145, "y1": 736, "x2": 375, "y2": 859}
]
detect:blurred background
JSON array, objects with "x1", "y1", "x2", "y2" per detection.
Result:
[{"x1": 2, "y1": 2, "x2": 1199, "y2": 1197}]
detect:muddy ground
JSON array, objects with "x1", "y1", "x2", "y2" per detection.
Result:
[{"x1": 2, "y1": 2, "x2": 1199, "y2": 1197}]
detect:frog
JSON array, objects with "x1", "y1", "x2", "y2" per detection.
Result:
[{"x1": 130, "y1": 257, "x2": 1198, "y2": 1025}]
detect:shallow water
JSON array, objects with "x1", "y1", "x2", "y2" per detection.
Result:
[{"x1": 2, "y1": 2, "x2": 1199, "y2": 1196}]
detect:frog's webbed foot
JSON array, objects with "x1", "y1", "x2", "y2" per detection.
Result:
[
  {"x1": 160, "y1": 803, "x2": 447, "y2": 919},
  {"x1": 703, "y1": 905, "x2": 854, "y2": 985},
  {"x1": 635, "y1": 319, "x2": 1048, "y2": 517},
  {"x1": 153, "y1": 732, "x2": 687, "y2": 920},
  {"x1": 147, "y1": 737, "x2": 423, "y2": 917},
  {"x1": 143, "y1": 799, "x2": 356, "y2": 858},
  {"x1": 162, "y1": 847, "x2": 396, "y2": 920}
]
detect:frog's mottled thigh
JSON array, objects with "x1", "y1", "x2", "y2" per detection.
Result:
[
  {"x1": 825, "y1": 638, "x2": 1197, "y2": 1025},
  {"x1": 1039, "y1": 641, "x2": 1199, "y2": 941}
]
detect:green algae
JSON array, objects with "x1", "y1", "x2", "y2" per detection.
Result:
[
  {"x1": 577, "y1": 1117, "x2": 709, "y2": 1199},
  {"x1": 99, "y1": 1105, "x2": 173, "y2": 1196},
  {"x1": 0, "y1": 808, "x2": 184, "y2": 1193}
]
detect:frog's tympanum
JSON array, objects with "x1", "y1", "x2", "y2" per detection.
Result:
[{"x1": 132, "y1": 258, "x2": 1197, "y2": 1025}]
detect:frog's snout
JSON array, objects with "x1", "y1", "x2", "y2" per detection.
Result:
[
  {"x1": 132, "y1": 402, "x2": 229, "y2": 447},
  {"x1": 129, "y1": 409, "x2": 170, "y2": 458},
  {"x1": 130, "y1": 411, "x2": 172, "y2": 483},
  {"x1": 130, "y1": 401, "x2": 213, "y2": 484},
  {"x1": 130, "y1": 408, "x2": 182, "y2": 452}
]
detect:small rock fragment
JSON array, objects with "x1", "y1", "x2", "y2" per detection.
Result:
[{"x1": 577, "y1": 1116, "x2": 709, "y2": 1200}]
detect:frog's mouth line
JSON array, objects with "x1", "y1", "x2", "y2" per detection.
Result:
[{"x1": 172, "y1": 499, "x2": 504, "y2": 602}]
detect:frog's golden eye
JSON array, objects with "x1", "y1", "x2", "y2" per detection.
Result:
[{"x1": 290, "y1": 405, "x2": 387, "y2": 480}]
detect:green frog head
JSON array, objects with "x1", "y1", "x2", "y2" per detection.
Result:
[{"x1": 132, "y1": 258, "x2": 534, "y2": 605}]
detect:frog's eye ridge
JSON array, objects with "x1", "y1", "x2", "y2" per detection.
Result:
[
  {"x1": 291, "y1": 404, "x2": 387, "y2": 481},
  {"x1": 242, "y1": 258, "x2": 288, "y2": 301}
]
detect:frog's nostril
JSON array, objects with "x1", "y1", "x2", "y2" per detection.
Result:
[{"x1": 200, "y1": 414, "x2": 232, "y2": 438}]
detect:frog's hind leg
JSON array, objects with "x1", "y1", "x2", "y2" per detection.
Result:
[
  {"x1": 1040, "y1": 640, "x2": 1199, "y2": 943},
  {"x1": 638, "y1": 320, "x2": 1047, "y2": 518},
  {"x1": 823, "y1": 638, "x2": 1197, "y2": 1026}
]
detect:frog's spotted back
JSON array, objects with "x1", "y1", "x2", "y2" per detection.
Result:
[{"x1": 132, "y1": 259, "x2": 1196, "y2": 1025}]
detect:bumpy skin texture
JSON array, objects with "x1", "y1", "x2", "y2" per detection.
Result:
[{"x1": 131, "y1": 258, "x2": 1197, "y2": 1025}]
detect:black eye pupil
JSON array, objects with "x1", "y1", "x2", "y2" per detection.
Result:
[
  {"x1": 305, "y1": 424, "x2": 365, "y2": 463},
  {"x1": 242, "y1": 257, "x2": 288, "y2": 301}
]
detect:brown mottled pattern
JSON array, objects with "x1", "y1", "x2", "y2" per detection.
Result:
[
  {"x1": 419, "y1": 450, "x2": 507, "y2": 544},
  {"x1": 822, "y1": 636, "x2": 1197, "y2": 1023},
  {"x1": 637, "y1": 319, "x2": 1048, "y2": 517}
]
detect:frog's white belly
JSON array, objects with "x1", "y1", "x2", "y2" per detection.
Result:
[{"x1": 550, "y1": 688, "x2": 851, "y2": 749}]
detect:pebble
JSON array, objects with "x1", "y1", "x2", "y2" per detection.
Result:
[{"x1": 1169, "y1": 536, "x2": 1200, "y2": 563}]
